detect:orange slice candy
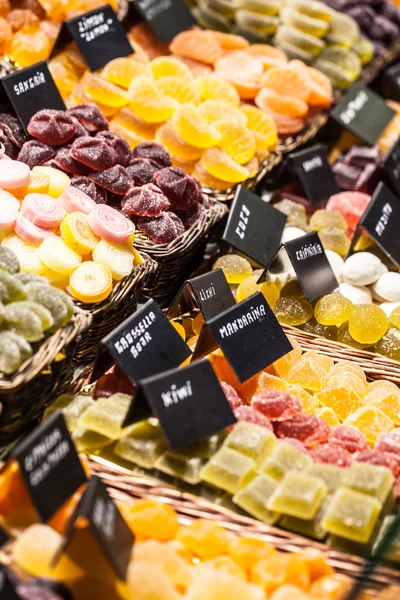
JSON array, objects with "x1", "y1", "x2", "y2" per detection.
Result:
[
  {"x1": 102, "y1": 57, "x2": 151, "y2": 89},
  {"x1": 209, "y1": 31, "x2": 249, "y2": 50},
  {"x1": 215, "y1": 50, "x2": 264, "y2": 80},
  {"x1": 240, "y1": 105, "x2": 278, "y2": 151},
  {"x1": 169, "y1": 30, "x2": 223, "y2": 65},
  {"x1": 261, "y1": 66, "x2": 311, "y2": 103},
  {"x1": 244, "y1": 44, "x2": 288, "y2": 70},
  {"x1": 256, "y1": 88, "x2": 309, "y2": 118},
  {"x1": 257, "y1": 106, "x2": 306, "y2": 136},
  {"x1": 305, "y1": 66, "x2": 333, "y2": 108}
]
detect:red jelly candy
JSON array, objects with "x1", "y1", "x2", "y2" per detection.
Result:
[
  {"x1": 67, "y1": 104, "x2": 109, "y2": 132},
  {"x1": 354, "y1": 449, "x2": 400, "y2": 477},
  {"x1": 127, "y1": 158, "x2": 160, "y2": 186},
  {"x1": 175, "y1": 202, "x2": 205, "y2": 230},
  {"x1": 132, "y1": 142, "x2": 172, "y2": 169},
  {"x1": 122, "y1": 183, "x2": 170, "y2": 217},
  {"x1": 233, "y1": 404, "x2": 273, "y2": 431},
  {"x1": 96, "y1": 130, "x2": 131, "y2": 167},
  {"x1": 329, "y1": 426, "x2": 367, "y2": 454},
  {"x1": 275, "y1": 414, "x2": 330, "y2": 448},
  {"x1": 71, "y1": 136, "x2": 117, "y2": 171},
  {"x1": 54, "y1": 146, "x2": 89, "y2": 176},
  {"x1": 138, "y1": 211, "x2": 185, "y2": 243},
  {"x1": 94, "y1": 185, "x2": 108, "y2": 205},
  {"x1": 251, "y1": 391, "x2": 302, "y2": 422},
  {"x1": 220, "y1": 381, "x2": 244, "y2": 410},
  {"x1": 71, "y1": 176, "x2": 97, "y2": 201},
  {"x1": 0, "y1": 132, "x2": 18, "y2": 159},
  {"x1": 375, "y1": 431, "x2": 400, "y2": 456},
  {"x1": 153, "y1": 167, "x2": 203, "y2": 210},
  {"x1": 89, "y1": 165, "x2": 132, "y2": 195},
  {"x1": 27, "y1": 109, "x2": 77, "y2": 146},
  {"x1": 18, "y1": 140, "x2": 55, "y2": 168},
  {"x1": 0, "y1": 113, "x2": 27, "y2": 148},
  {"x1": 310, "y1": 442, "x2": 352, "y2": 467},
  {"x1": 92, "y1": 363, "x2": 135, "y2": 399}
]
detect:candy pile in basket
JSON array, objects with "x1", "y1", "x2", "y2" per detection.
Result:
[
  {"x1": 47, "y1": 338, "x2": 400, "y2": 561},
  {"x1": 187, "y1": 0, "x2": 379, "y2": 89}
]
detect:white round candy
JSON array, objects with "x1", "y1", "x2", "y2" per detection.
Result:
[
  {"x1": 342, "y1": 252, "x2": 385, "y2": 286},
  {"x1": 338, "y1": 282, "x2": 372, "y2": 305},
  {"x1": 325, "y1": 250, "x2": 344, "y2": 283},
  {"x1": 268, "y1": 247, "x2": 295, "y2": 286},
  {"x1": 371, "y1": 272, "x2": 400, "y2": 302},
  {"x1": 380, "y1": 302, "x2": 400, "y2": 318},
  {"x1": 281, "y1": 226, "x2": 307, "y2": 243}
]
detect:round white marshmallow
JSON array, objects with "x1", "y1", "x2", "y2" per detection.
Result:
[
  {"x1": 325, "y1": 250, "x2": 344, "y2": 283},
  {"x1": 338, "y1": 282, "x2": 372, "y2": 305},
  {"x1": 371, "y1": 272, "x2": 400, "y2": 302},
  {"x1": 342, "y1": 252, "x2": 385, "y2": 286}
]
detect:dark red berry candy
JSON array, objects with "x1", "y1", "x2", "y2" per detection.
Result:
[
  {"x1": 275, "y1": 414, "x2": 330, "y2": 448},
  {"x1": 175, "y1": 202, "x2": 205, "y2": 229},
  {"x1": 71, "y1": 175, "x2": 97, "y2": 201},
  {"x1": 28, "y1": 109, "x2": 77, "y2": 146},
  {"x1": 138, "y1": 211, "x2": 185, "y2": 243},
  {"x1": 89, "y1": 165, "x2": 132, "y2": 195},
  {"x1": 121, "y1": 183, "x2": 170, "y2": 217},
  {"x1": 233, "y1": 404, "x2": 273, "y2": 431},
  {"x1": 67, "y1": 103, "x2": 109, "y2": 132},
  {"x1": 0, "y1": 113, "x2": 27, "y2": 147},
  {"x1": 70, "y1": 115, "x2": 89, "y2": 138},
  {"x1": 0, "y1": 132, "x2": 18, "y2": 159},
  {"x1": 126, "y1": 158, "x2": 160, "y2": 186},
  {"x1": 71, "y1": 136, "x2": 117, "y2": 171},
  {"x1": 132, "y1": 142, "x2": 172, "y2": 169},
  {"x1": 251, "y1": 391, "x2": 302, "y2": 421},
  {"x1": 18, "y1": 140, "x2": 55, "y2": 168},
  {"x1": 54, "y1": 145, "x2": 89, "y2": 175},
  {"x1": 153, "y1": 167, "x2": 203, "y2": 210},
  {"x1": 96, "y1": 130, "x2": 131, "y2": 166}
]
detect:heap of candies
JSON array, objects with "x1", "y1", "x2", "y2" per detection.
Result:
[
  {"x1": 0, "y1": 144, "x2": 143, "y2": 304},
  {"x1": 6, "y1": 494, "x2": 392, "y2": 600},
  {"x1": 0, "y1": 0, "x2": 116, "y2": 68},
  {"x1": 331, "y1": 144, "x2": 381, "y2": 192},
  {"x1": 15, "y1": 105, "x2": 210, "y2": 244},
  {"x1": 187, "y1": 0, "x2": 374, "y2": 89},
  {"x1": 0, "y1": 245, "x2": 74, "y2": 375}
]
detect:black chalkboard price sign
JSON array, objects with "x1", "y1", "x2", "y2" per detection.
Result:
[
  {"x1": 290, "y1": 144, "x2": 340, "y2": 206},
  {"x1": 131, "y1": 0, "x2": 197, "y2": 43},
  {"x1": 381, "y1": 138, "x2": 400, "y2": 198}
]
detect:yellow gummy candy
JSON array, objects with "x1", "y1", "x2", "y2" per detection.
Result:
[
  {"x1": 128, "y1": 76, "x2": 178, "y2": 123},
  {"x1": 201, "y1": 148, "x2": 249, "y2": 183},
  {"x1": 240, "y1": 105, "x2": 278, "y2": 151},
  {"x1": 39, "y1": 235, "x2": 82, "y2": 275},
  {"x1": 81, "y1": 71, "x2": 129, "y2": 108},
  {"x1": 172, "y1": 104, "x2": 222, "y2": 149},
  {"x1": 2, "y1": 234, "x2": 47, "y2": 275},
  {"x1": 111, "y1": 107, "x2": 157, "y2": 141},
  {"x1": 155, "y1": 76, "x2": 200, "y2": 105},
  {"x1": 102, "y1": 57, "x2": 151, "y2": 89},
  {"x1": 92, "y1": 239, "x2": 134, "y2": 281},
  {"x1": 42, "y1": 269, "x2": 70, "y2": 291},
  {"x1": 69, "y1": 261, "x2": 113, "y2": 303},
  {"x1": 150, "y1": 56, "x2": 193, "y2": 81},
  {"x1": 195, "y1": 75, "x2": 240, "y2": 107},
  {"x1": 32, "y1": 166, "x2": 70, "y2": 198},
  {"x1": 156, "y1": 123, "x2": 203, "y2": 161},
  {"x1": 198, "y1": 100, "x2": 248, "y2": 127},
  {"x1": 60, "y1": 212, "x2": 99, "y2": 255},
  {"x1": 216, "y1": 120, "x2": 256, "y2": 165},
  {"x1": 12, "y1": 170, "x2": 50, "y2": 199}
]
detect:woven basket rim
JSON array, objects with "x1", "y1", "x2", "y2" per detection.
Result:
[
  {"x1": 277, "y1": 111, "x2": 329, "y2": 154},
  {"x1": 0, "y1": 309, "x2": 91, "y2": 391},
  {"x1": 134, "y1": 201, "x2": 228, "y2": 258}
]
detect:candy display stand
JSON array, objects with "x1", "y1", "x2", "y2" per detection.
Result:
[
  {"x1": 89, "y1": 454, "x2": 400, "y2": 595},
  {"x1": 73, "y1": 253, "x2": 158, "y2": 365},
  {"x1": 136, "y1": 201, "x2": 228, "y2": 304},
  {"x1": 0, "y1": 309, "x2": 91, "y2": 447}
]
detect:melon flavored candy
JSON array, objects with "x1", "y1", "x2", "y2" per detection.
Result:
[
  {"x1": 19, "y1": 106, "x2": 211, "y2": 244},
  {"x1": 9, "y1": 498, "x2": 383, "y2": 600}
]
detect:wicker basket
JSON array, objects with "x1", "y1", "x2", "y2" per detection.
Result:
[
  {"x1": 0, "y1": 310, "x2": 91, "y2": 447},
  {"x1": 89, "y1": 455, "x2": 400, "y2": 595},
  {"x1": 73, "y1": 253, "x2": 158, "y2": 365},
  {"x1": 277, "y1": 112, "x2": 329, "y2": 154},
  {"x1": 135, "y1": 201, "x2": 228, "y2": 304}
]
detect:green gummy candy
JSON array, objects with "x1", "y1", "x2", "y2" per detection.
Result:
[
  {"x1": 261, "y1": 441, "x2": 313, "y2": 481},
  {"x1": 3, "y1": 303, "x2": 43, "y2": 342},
  {"x1": 0, "y1": 331, "x2": 24, "y2": 374},
  {"x1": 0, "y1": 247, "x2": 19, "y2": 275},
  {"x1": 372, "y1": 516, "x2": 400, "y2": 562},
  {"x1": 275, "y1": 25, "x2": 325, "y2": 56},
  {"x1": 0, "y1": 271, "x2": 26, "y2": 303},
  {"x1": 235, "y1": 9, "x2": 279, "y2": 35},
  {"x1": 24, "y1": 283, "x2": 73, "y2": 331},
  {"x1": 280, "y1": 7, "x2": 329, "y2": 38},
  {"x1": 16, "y1": 273, "x2": 49, "y2": 286},
  {"x1": 274, "y1": 39, "x2": 314, "y2": 63},
  {"x1": 155, "y1": 451, "x2": 205, "y2": 485},
  {"x1": 280, "y1": 495, "x2": 331, "y2": 540},
  {"x1": 287, "y1": 0, "x2": 334, "y2": 22},
  {"x1": 193, "y1": 5, "x2": 232, "y2": 31},
  {"x1": 353, "y1": 36, "x2": 374, "y2": 66},
  {"x1": 78, "y1": 393, "x2": 132, "y2": 440},
  {"x1": 114, "y1": 420, "x2": 168, "y2": 469},
  {"x1": 72, "y1": 428, "x2": 113, "y2": 453},
  {"x1": 201, "y1": 446, "x2": 257, "y2": 494},
  {"x1": 313, "y1": 60, "x2": 355, "y2": 89},
  {"x1": 343, "y1": 462, "x2": 394, "y2": 504},
  {"x1": 318, "y1": 47, "x2": 361, "y2": 77},
  {"x1": 233, "y1": 473, "x2": 280, "y2": 524},
  {"x1": 267, "y1": 472, "x2": 328, "y2": 519},
  {"x1": 223, "y1": 421, "x2": 276, "y2": 465},
  {"x1": 326, "y1": 11, "x2": 360, "y2": 47},
  {"x1": 16, "y1": 301, "x2": 54, "y2": 332},
  {"x1": 233, "y1": 0, "x2": 281, "y2": 16}
]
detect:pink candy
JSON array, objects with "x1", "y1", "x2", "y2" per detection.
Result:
[
  {"x1": 0, "y1": 189, "x2": 20, "y2": 229},
  {"x1": 88, "y1": 204, "x2": 134, "y2": 244},
  {"x1": 15, "y1": 213, "x2": 55, "y2": 245},
  {"x1": 326, "y1": 191, "x2": 371, "y2": 234},
  {"x1": 59, "y1": 186, "x2": 97, "y2": 215},
  {"x1": 0, "y1": 159, "x2": 30, "y2": 189},
  {"x1": 21, "y1": 193, "x2": 66, "y2": 228}
]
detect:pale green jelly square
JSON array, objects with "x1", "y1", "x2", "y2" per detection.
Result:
[
  {"x1": 155, "y1": 452, "x2": 205, "y2": 485},
  {"x1": 223, "y1": 421, "x2": 276, "y2": 465},
  {"x1": 321, "y1": 487, "x2": 382, "y2": 544},
  {"x1": 114, "y1": 420, "x2": 168, "y2": 469},
  {"x1": 200, "y1": 447, "x2": 257, "y2": 494},
  {"x1": 63, "y1": 395, "x2": 95, "y2": 431},
  {"x1": 78, "y1": 393, "x2": 132, "y2": 439},
  {"x1": 343, "y1": 462, "x2": 395, "y2": 504},
  {"x1": 169, "y1": 432, "x2": 226, "y2": 460},
  {"x1": 71, "y1": 427, "x2": 112, "y2": 453},
  {"x1": 233, "y1": 473, "x2": 280, "y2": 525},
  {"x1": 267, "y1": 472, "x2": 327, "y2": 520},
  {"x1": 372, "y1": 516, "x2": 400, "y2": 563},
  {"x1": 260, "y1": 441, "x2": 312, "y2": 481},
  {"x1": 280, "y1": 495, "x2": 331, "y2": 541},
  {"x1": 307, "y1": 463, "x2": 346, "y2": 494}
]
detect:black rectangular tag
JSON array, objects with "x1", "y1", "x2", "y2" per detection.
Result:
[
  {"x1": 194, "y1": 291, "x2": 292, "y2": 383},
  {"x1": 356, "y1": 181, "x2": 400, "y2": 267},
  {"x1": 381, "y1": 138, "x2": 400, "y2": 197},
  {"x1": 12, "y1": 411, "x2": 87, "y2": 523},
  {"x1": 167, "y1": 269, "x2": 235, "y2": 322},
  {"x1": 0, "y1": 525, "x2": 9, "y2": 549},
  {"x1": 381, "y1": 62, "x2": 400, "y2": 103},
  {"x1": 102, "y1": 299, "x2": 191, "y2": 383},
  {"x1": 61, "y1": 476, "x2": 134, "y2": 581},
  {"x1": 331, "y1": 82, "x2": 395, "y2": 146},
  {"x1": 284, "y1": 231, "x2": 338, "y2": 302},
  {"x1": 1, "y1": 61, "x2": 65, "y2": 133},
  {"x1": 0, "y1": 568, "x2": 19, "y2": 600},
  {"x1": 123, "y1": 359, "x2": 236, "y2": 448},
  {"x1": 51, "y1": 4, "x2": 133, "y2": 72},
  {"x1": 222, "y1": 186, "x2": 287, "y2": 268},
  {"x1": 131, "y1": 0, "x2": 197, "y2": 43},
  {"x1": 290, "y1": 143, "x2": 340, "y2": 206}
]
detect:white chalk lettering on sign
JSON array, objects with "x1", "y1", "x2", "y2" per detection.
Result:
[
  {"x1": 199, "y1": 282, "x2": 216, "y2": 302},
  {"x1": 235, "y1": 204, "x2": 250, "y2": 240},
  {"x1": 340, "y1": 90, "x2": 369, "y2": 125},
  {"x1": 219, "y1": 303, "x2": 266, "y2": 338},
  {"x1": 23, "y1": 428, "x2": 71, "y2": 487},
  {"x1": 114, "y1": 311, "x2": 156, "y2": 355},
  {"x1": 296, "y1": 242, "x2": 323, "y2": 261},
  {"x1": 93, "y1": 496, "x2": 116, "y2": 541},
  {"x1": 14, "y1": 71, "x2": 46, "y2": 95},
  {"x1": 375, "y1": 202, "x2": 393, "y2": 237},
  {"x1": 138, "y1": 0, "x2": 173, "y2": 21},
  {"x1": 303, "y1": 155, "x2": 323, "y2": 172},
  {"x1": 78, "y1": 11, "x2": 113, "y2": 42},
  {"x1": 161, "y1": 381, "x2": 193, "y2": 408}
]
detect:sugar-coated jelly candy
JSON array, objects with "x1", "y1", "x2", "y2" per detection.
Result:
[
  {"x1": 128, "y1": 76, "x2": 178, "y2": 124},
  {"x1": 88, "y1": 204, "x2": 134, "y2": 245},
  {"x1": 78, "y1": 393, "x2": 131, "y2": 439},
  {"x1": 355, "y1": 449, "x2": 400, "y2": 479},
  {"x1": 200, "y1": 446, "x2": 257, "y2": 494},
  {"x1": 372, "y1": 516, "x2": 400, "y2": 562},
  {"x1": 344, "y1": 406, "x2": 394, "y2": 445},
  {"x1": 0, "y1": 159, "x2": 30, "y2": 189},
  {"x1": 115, "y1": 420, "x2": 168, "y2": 469},
  {"x1": 0, "y1": 246, "x2": 19, "y2": 275},
  {"x1": 261, "y1": 441, "x2": 312, "y2": 481},
  {"x1": 172, "y1": 104, "x2": 222, "y2": 149},
  {"x1": 276, "y1": 414, "x2": 330, "y2": 448},
  {"x1": 375, "y1": 328, "x2": 400, "y2": 362},
  {"x1": 284, "y1": 353, "x2": 328, "y2": 393},
  {"x1": 38, "y1": 235, "x2": 81, "y2": 275},
  {"x1": 307, "y1": 463, "x2": 345, "y2": 493},
  {"x1": 329, "y1": 426, "x2": 367, "y2": 454},
  {"x1": 314, "y1": 293, "x2": 354, "y2": 327},
  {"x1": 186, "y1": 568, "x2": 265, "y2": 600},
  {"x1": 2, "y1": 234, "x2": 47, "y2": 275},
  {"x1": 223, "y1": 421, "x2": 276, "y2": 465},
  {"x1": 234, "y1": 405, "x2": 273, "y2": 431},
  {"x1": 272, "y1": 335, "x2": 302, "y2": 378},
  {"x1": 60, "y1": 211, "x2": 99, "y2": 255},
  {"x1": 127, "y1": 561, "x2": 181, "y2": 600},
  {"x1": 59, "y1": 186, "x2": 97, "y2": 215},
  {"x1": 201, "y1": 147, "x2": 250, "y2": 183},
  {"x1": 176, "y1": 518, "x2": 229, "y2": 559},
  {"x1": 24, "y1": 282, "x2": 73, "y2": 330},
  {"x1": 279, "y1": 497, "x2": 330, "y2": 542},
  {"x1": 0, "y1": 331, "x2": 30, "y2": 374},
  {"x1": 213, "y1": 254, "x2": 252, "y2": 285},
  {"x1": 233, "y1": 474, "x2": 280, "y2": 525},
  {"x1": 45, "y1": 393, "x2": 93, "y2": 431},
  {"x1": 69, "y1": 261, "x2": 113, "y2": 303},
  {"x1": 315, "y1": 381, "x2": 363, "y2": 422},
  {"x1": 0, "y1": 189, "x2": 20, "y2": 229},
  {"x1": 310, "y1": 443, "x2": 352, "y2": 468},
  {"x1": 155, "y1": 451, "x2": 205, "y2": 485},
  {"x1": 32, "y1": 166, "x2": 70, "y2": 197},
  {"x1": 3, "y1": 303, "x2": 43, "y2": 342},
  {"x1": 251, "y1": 391, "x2": 302, "y2": 421},
  {"x1": 348, "y1": 304, "x2": 388, "y2": 345},
  {"x1": 375, "y1": 429, "x2": 400, "y2": 456},
  {"x1": 267, "y1": 472, "x2": 327, "y2": 519},
  {"x1": 273, "y1": 297, "x2": 313, "y2": 327},
  {"x1": 21, "y1": 193, "x2": 66, "y2": 229},
  {"x1": 321, "y1": 487, "x2": 381, "y2": 543},
  {"x1": 15, "y1": 300, "x2": 53, "y2": 332},
  {"x1": 28, "y1": 109, "x2": 77, "y2": 146},
  {"x1": 70, "y1": 136, "x2": 117, "y2": 172},
  {"x1": 93, "y1": 240, "x2": 134, "y2": 281},
  {"x1": 343, "y1": 461, "x2": 394, "y2": 504}
]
